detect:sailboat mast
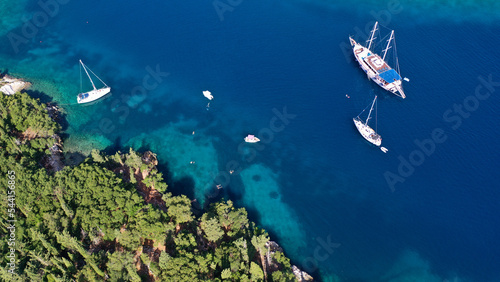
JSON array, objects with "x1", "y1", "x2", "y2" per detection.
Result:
[
  {"x1": 375, "y1": 96, "x2": 378, "y2": 131},
  {"x1": 365, "y1": 96, "x2": 377, "y2": 126},
  {"x1": 366, "y1": 21, "x2": 378, "y2": 50},
  {"x1": 79, "y1": 63, "x2": 82, "y2": 93},
  {"x1": 80, "y1": 60, "x2": 97, "y2": 90},
  {"x1": 382, "y1": 30, "x2": 394, "y2": 61}
]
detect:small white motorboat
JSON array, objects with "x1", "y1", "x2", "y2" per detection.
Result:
[
  {"x1": 244, "y1": 134, "x2": 260, "y2": 143},
  {"x1": 203, "y1": 90, "x2": 213, "y2": 100},
  {"x1": 381, "y1": 147, "x2": 388, "y2": 153}
]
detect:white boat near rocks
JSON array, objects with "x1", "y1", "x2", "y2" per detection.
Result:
[{"x1": 77, "y1": 60, "x2": 111, "y2": 104}]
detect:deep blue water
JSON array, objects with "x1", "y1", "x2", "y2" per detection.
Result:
[{"x1": 2, "y1": 0, "x2": 500, "y2": 281}]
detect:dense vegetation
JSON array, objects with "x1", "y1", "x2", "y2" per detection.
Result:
[
  {"x1": 0, "y1": 92, "x2": 298, "y2": 281},
  {"x1": 0, "y1": 92, "x2": 59, "y2": 161}
]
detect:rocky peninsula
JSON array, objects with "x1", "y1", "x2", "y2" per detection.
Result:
[
  {"x1": 0, "y1": 77, "x2": 314, "y2": 281},
  {"x1": 0, "y1": 73, "x2": 31, "y2": 95}
]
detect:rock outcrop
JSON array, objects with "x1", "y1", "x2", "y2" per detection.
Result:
[
  {"x1": 42, "y1": 134, "x2": 65, "y2": 172},
  {"x1": 0, "y1": 75, "x2": 31, "y2": 95},
  {"x1": 292, "y1": 265, "x2": 314, "y2": 282},
  {"x1": 46, "y1": 103, "x2": 62, "y2": 122},
  {"x1": 265, "y1": 240, "x2": 314, "y2": 281}
]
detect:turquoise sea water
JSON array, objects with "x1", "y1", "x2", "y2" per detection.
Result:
[{"x1": 2, "y1": 1, "x2": 500, "y2": 281}]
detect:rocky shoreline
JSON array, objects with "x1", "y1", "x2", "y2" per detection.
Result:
[
  {"x1": 0, "y1": 74, "x2": 65, "y2": 172},
  {"x1": 42, "y1": 133, "x2": 65, "y2": 172},
  {"x1": 1, "y1": 74, "x2": 315, "y2": 281},
  {"x1": 0, "y1": 74, "x2": 31, "y2": 95},
  {"x1": 266, "y1": 241, "x2": 314, "y2": 281}
]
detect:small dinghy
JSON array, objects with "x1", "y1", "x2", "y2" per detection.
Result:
[
  {"x1": 244, "y1": 134, "x2": 260, "y2": 143},
  {"x1": 203, "y1": 90, "x2": 213, "y2": 100}
]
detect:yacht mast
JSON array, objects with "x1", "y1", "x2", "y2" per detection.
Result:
[
  {"x1": 366, "y1": 96, "x2": 377, "y2": 126},
  {"x1": 80, "y1": 60, "x2": 97, "y2": 91},
  {"x1": 366, "y1": 21, "x2": 378, "y2": 50},
  {"x1": 382, "y1": 30, "x2": 394, "y2": 61}
]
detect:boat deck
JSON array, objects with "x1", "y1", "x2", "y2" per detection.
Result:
[{"x1": 365, "y1": 54, "x2": 390, "y2": 73}]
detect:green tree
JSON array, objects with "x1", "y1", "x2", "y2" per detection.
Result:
[
  {"x1": 234, "y1": 237, "x2": 249, "y2": 264},
  {"x1": 107, "y1": 251, "x2": 137, "y2": 281},
  {"x1": 158, "y1": 251, "x2": 171, "y2": 271},
  {"x1": 214, "y1": 200, "x2": 249, "y2": 238},
  {"x1": 0, "y1": 90, "x2": 305, "y2": 282},
  {"x1": 250, "y1": 261, "x2": 264, "y2": 281},
  {"x1": 90, "y1": 149, "x2": 106, "y2": 163},
  {"x1": 124, "y1": 147, "x2": 143, "y2": 169},
  {"x1": 163, "y1": 194, "x2": 194, "y2": 229},
  {"x1": 221, "y1": 268, "x2": 232, "y2": 280},
  {"x1": 251, "y1": 234, "x2": 269, "y2": 280},
  {"x1": 201, "y1": 216, "x2": 225, "y2": 244}
]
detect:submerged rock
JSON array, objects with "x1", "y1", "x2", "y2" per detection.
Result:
[{"x1": 46, "y1": 103, "x2": 61, "y2": 122}]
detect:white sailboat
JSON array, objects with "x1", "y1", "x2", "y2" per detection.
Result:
[
  {"x1": 349, "y1": 22, "x2": 405, "y2": 98},
  {"x1": 353, "y1": 95, "x2": 382, "y2": 146},
  {"x1": 77, "y1": 60, "x2": 111, "y2": 104}
]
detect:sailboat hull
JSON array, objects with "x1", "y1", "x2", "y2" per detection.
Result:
[
  {"x1": 77, "y1": 87, "x2": 111, "y2": 104},
  {"x1": 353, "y1": 117, "x2": 382, "y2": 146},
  {"x1": 349, "y1": 37, "x2": 405, "y2": 98}
]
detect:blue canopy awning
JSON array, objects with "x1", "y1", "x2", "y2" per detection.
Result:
[{"x1": 379, "y1": 69, "x2": 401, "y2": 83}]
